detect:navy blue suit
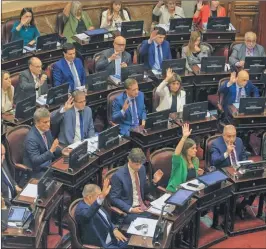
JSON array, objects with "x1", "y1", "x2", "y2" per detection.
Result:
[
  {"x1": 210, "y1": 136, "x2": 247, "y2": 169},
  {"x1": 112, "y1": 91, "x2": 147, "y2": 136},
  {"x1": 53, "y1": 58, "x2": 86, "y2": 92},
  {"x1": 23, "y1": 126, "x2": 61, "y2": 177},
  {"x1": 139, "y1": 40, "x2": 172, "y2": 70},
  {"x1": 219, "y1": 80, "x2": 259, "y2": 115},
  {"x1": 110, "y1": 164, "x2": 153, "y2": 224},
  {"x1": 75, "y1": 200, "x2": 128, "y2": 248}
]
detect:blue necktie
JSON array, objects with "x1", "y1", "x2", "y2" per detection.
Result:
[
  {"x1": 236, "y1": 87, "x2": 242, "y2": 103},
  {"x1": 157, "y1": 45, "x2": 162, "y2": 68},
  {"x1": 1, "y1": 169, "x2": 16, "y2": 198},
  {"x1": 131, "y1": 98, "x2": 139, "y2": 126},
  {"x1": 79, "y1": 110, "x2": 84, "y2": 141}
]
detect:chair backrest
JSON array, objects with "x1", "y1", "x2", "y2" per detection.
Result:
[
  {"x1": 152, "y1": 87, "x2": 160, "y2": 112},
  {"x1": 107, "y1": 90, "x2": 124, "y2": 124},
  {"x1": 218, "y1": 77, "x2": 229, "y2": 106},
  {"x1": 56, "y1": 12, "x2": 67, "y2": 36},
  {"x1": 5, "y1": 125, "x2": 31, "y2": 169},
  {"x1": 228, "y1": 41, "x2": 241, "y2": 59},
  {"x1": 67, "y1": 198, "x2": 84, "y2": 248},
  {"x1": 3, "y1": 19, "x2": 17, "y2": 44},
  {"x1": 205, "y1": 134, "x2": 222, "y2": 168},
  {"x1": 45, "y1": 63, "x2": 55, "y2": 87},
  {"x1": 11, "y1": 72, "x2": 21, "y2": 89},
  {"x1": 149, "y1": 148, "x2": 175, "y2": 188}
]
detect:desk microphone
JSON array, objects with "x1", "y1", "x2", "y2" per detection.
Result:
[{"x1": 174, "y1": 13, "x2": 184, "y2": 19}]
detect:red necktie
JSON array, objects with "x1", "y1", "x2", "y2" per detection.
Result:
[
  {"x1": 134, "y1": 171, "x2": 147, "y2": 211},
  {"x1": 42, "y1": 134, "x2": 48, "y2": 149},
  {"x1": 230, "y1": 150, "x2": 237, "y2": 166}
]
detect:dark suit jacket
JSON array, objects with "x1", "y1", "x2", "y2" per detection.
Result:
[
  {"x1": 23, "y1": 126, "x2": 61, "y2": 174},
  {"x1": 219, "y1": 80, "x2": 259, "y2": 115},
  {"x1": 210, "y1": 136, "x2": 247, "y2": 169},
  {"x1": 112, "y1": 91, "x2": 147, "y2": 136},
  {"x1": 14, "y1": 69, "x2": 48, "y2": 104},
  {"x1": 139, "y1": 40, "x2": 172, "y2": 70},
  {"x1": 75, "y1": 199, "x2": 115, "y2": 247},
  {"x1": 1, "y1": 160, "x2": 17, "y2": 205},
  {"x1": 110, "y1": 164, "x2": 151, "y2": 213},
  {"x1": 51, "y1": 106, "x2": 95, "y2": 146},
  {"x1": 263, "y1": 136, "x2": 266, "y2": 160},
  {"x1": 53, "y1": 58, "x2": 86, "y2": 92},
  {"x1": 95, "y1": 48, "x2": 132, "y2": 75}
]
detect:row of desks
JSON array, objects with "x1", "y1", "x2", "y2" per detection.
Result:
[{"x1": 2, "y1": 29, "x2": 236, "y2": 74}]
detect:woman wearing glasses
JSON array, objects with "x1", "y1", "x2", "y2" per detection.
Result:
[{"x1": 11, "y1": 8, "x2": 40, "y2": 46}]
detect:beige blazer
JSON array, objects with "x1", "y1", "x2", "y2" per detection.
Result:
[{"x1": 156, "y1": 80, "x2": 186, "y2": 112}]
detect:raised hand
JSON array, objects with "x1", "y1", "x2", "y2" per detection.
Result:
[
  {"x1": 50, "y1": 139, "x2": 60, "y2": 153},
  {"x1": 149, "y1": 30, "x2": 158, "y2": 41},
  {"x1": 228, "y1": 72, "x2": 236, "y2": 86},
  {"x1": 157, "y1": 0, "x2": 164, "y2": 7},
  {"x1": 122, "y1": 99, "x2": 130, "y2": 112},
  {"x1": 165, "y1": 68, "x2": 174, "y2": 82},
  {"x1": 197, "y1": 1, "x2": 203, "y2": 11},
  {"x1": 100, "y1": 179, "x2": 111, "y2": 198},
  {"x1": 109, "y1": 52, "x2": 120, "y2": 62},
  {"x1": 21, "y1": 14, "x2": 29, "y2": 26},
  {"x1": 153, "y1": 169, "x2": 164, "y2": 183},
  {"x1": 63, "y1": 96, "x2": 74, "y2": 112},
  {"x1": 40, "y1": 74, "x2": 47, "y2": 85},
  {"x1": 182, "y1": 123, "x2": 192, "y2": 139},
  {"x1": 107, "y1": 9, "x2": 114, "y2": 22}
]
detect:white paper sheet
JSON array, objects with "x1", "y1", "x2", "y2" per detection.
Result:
[
  {"x1": 20, "y1": 183, "x2": 38, "y2": 198},
  {"x1": 68, "y1": 136, "x2": 99, "y2": 153},
  {"x1": 233, "y1": 103, "x2": 240, "y2": 109},
  {"x1": 180, "y1": 179, "x2": 205, "y2": 192},
  {"x1": 127, "y1": 218, "x2": 158, "y2": 237},
  {"x1": 150, "y1": 193, "x2": 171, "y2": 209},
  {"x1": 147, "y1": 204, "x2": 175, "y2": 216},
  {"x1": 36, "y1": 94, "x2": 47, "y2": 106}
]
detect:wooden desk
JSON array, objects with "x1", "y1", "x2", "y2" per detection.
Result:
[
  {"x1": 127, "y1": 221, "x2": 173, "y2": 249},
  {"x1": 228, "y1": 105, "x2": 266, "y2": 130},
  {"x1": 193, "y1": 181, "x2": 233, "y2": 249},
  {"x1": 13, "y1": 178, "x2": 64, "y2": 236},
  {"x1": 1, "y1": 208, "x2": 46, "y2": 249},
  {"x1": 32, "y1": 47, "x2": 63, "y2": 66},
  {"x1": 223, "y1": 167, "x2": 266, "y2": 236},
  {"x1": 1, "y1": 53, "x2": 33, "y2": 74},
  {"x1": 50, "y1": 155, "x2": 99, "y2": 199}
]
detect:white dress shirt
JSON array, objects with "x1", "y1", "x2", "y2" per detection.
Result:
[{"x1": 128, "y1": 164, "x2": 141, "y2": 207}]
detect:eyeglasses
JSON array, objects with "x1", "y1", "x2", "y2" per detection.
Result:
[
  {"x1": 115, "y1": 43, "x2": 126, "y2": 46},
  {"x1": 75, "y1": 99, "x2": 86, "y2": 103},
  {"x1": 32, "y1": 65, "x2": 42, "y2": 68},
  {"x1": 246, "y1": 39, "x2": 256, "y2": 44}
]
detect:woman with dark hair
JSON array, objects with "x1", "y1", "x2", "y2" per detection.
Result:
[
  {"x1": 63, "y1": 1, "x2": 94, "y2": 43},
  {"x1": 193, "y1": 0, "x2": 226, "y2": 28},
  {"x1": 11, "y1": 7, "x2": 40, "y2": 46},
  {"x1": 167, "y1": 124, "x2": 204, "y2": 192},
  {"x1": 156, "y1": 68, "x2": 186, "y2": 112},
  {"x1": 1, "y1": 71, "x2": 14, "y2": 113},
  {"x1": 100, "y1": 0, "x2": 130, "y2": 31},
  {"x1": 182, "y1": 31, "x2": 211, "y2": 72}
]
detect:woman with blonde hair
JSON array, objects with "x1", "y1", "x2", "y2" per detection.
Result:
[
  {"x1": 182, "y1": 31, "x2": 211, "y2": 71},
  {"x1": 63, "y1": 1, "x2": 94, "y2": 43},
  {"x1": 193, "y1": 0, "x2": 226, "y2": 28},
  {"x1": 100, "y1": 0, "x2": 130, "y2": 31},
  {"x1": 1, "y1": 71, "x2": 14, "y2": 113},
  {"x1": 156, "y1": 68, "x2": 186, "y2": 113}
]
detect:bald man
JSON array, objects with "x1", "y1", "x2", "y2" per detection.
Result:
[
  {"x1": 14, "y1": 57, "x2": 48, "y2": 104},
  {"x1": 95, "y1": 36, "x2": 132, "y2": 76},
  {"x1": 219, "y1": 70, "x2": 259, "y2": 116},
  {"x1": 210, "y1": 125, "x2": 247, "y2": 169}
]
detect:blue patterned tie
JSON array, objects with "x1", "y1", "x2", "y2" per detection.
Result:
[
  {"x1": 79, "y1": 110, "x2": 84, "y2": 141},
  {"x1": 157, "y1": 45, "x2": 162, "y2": 68},
  {"x1": 236, "y1": 88, "x2": 242, "y2": 103},
  {"x1": 131, "y1": 98, "x2": 139, "y2": 126}
]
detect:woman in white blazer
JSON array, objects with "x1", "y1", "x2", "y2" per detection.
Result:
[
  {"x1": 100, "y1": 0, "x2": 130, "y2": 31},
  {"x1": 156, "y1": 68, "x2": 186, "y2": 113}
]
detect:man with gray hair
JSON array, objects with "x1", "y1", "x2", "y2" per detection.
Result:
[
  {"x1": 14, "y1": 57, "x2": 48, "y2": 104},
  {"x1": 75, "y1": 179, "x2": 128, "y2": 248},
  {"x1": 23, "y1": 107, "x2": 62, "y2": 178},
  {"x1": 110, "y1": 148, "x2": 164, "y2": 224},
  {"x1": 112, "y1": 78, "x2": 147, "y2": 136}
]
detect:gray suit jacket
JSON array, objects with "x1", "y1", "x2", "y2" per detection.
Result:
[
  {"x1": 229, "y1": 43, "x2": 266, "y2": 66},
  {"x1": 51, "y1": 106, "x2": 95, "y2": 146},
  {"x1": 95, "y1": 48, "x2": 132, "y2": 75},
  {"x1": 14, "y1": 69, "x2": 48, "y2": 104},
  {"x1": 263, "y1": 136, "x2": 266, "y2": 160}
]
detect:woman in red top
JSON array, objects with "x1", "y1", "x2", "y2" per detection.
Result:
[{"x1": 193, "y1": 0, "x2": 226, "y2": 27}]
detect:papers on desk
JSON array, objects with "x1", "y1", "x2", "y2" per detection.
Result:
[
  {"x1": 151, "y1": 69, "x2": 162, "y2": 76},
  {"x1": 233, "y1": 103, "x2": 240, "y2": 109},
  {"x1": 109, "y1": 75, "x2": 121, "y2": 85},
  {"x1": 24, "y1": 45, "x2": 36, "y2": 52},
  {"x1": 36, "y1": 94, "x2": 47, "y2": 106},
  {"x1": 149, "y1": 193, "x2": 175, "y2": 215},
  {"x1": 74, "y1": 33, "x2": 89, "y2": 41},
  {"x1": 180, "y1": 179, "x2": 205, "y2": 192},
  {"x1": 68, "y1": 136, "x2": 99, "y2": 153},
  {"x1": 20, "y1": 183, "x2": 38, "y2": 198},
  {"x1": 127, "y1": 218, "x2": 158, "y2": 237},
  {"x1": 150, "y1": 193, "x2": 171, "y2": 209}
]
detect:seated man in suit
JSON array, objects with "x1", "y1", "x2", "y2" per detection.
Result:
[
  {"x1": 14, "y1": 57, "x2": 48, "y2": 104},
  {"x1": 23, "y1": 108, "x2": 62, "y2": 178},
  {"x1": 210, "y1": 125, "x2": 255, "y2": 218},
  {"x1": 229, "y1": 31, "x2": 266, "y2": 69},
  {"x1": 51, "y1": 91, "x2": 95, "y2": 146},
  {"x1": 1, "y1": 144, "x2": 22, "y2": 206},
  {"x1": 53, "y1": 43, "x2": 86, "y2": 92},
  {"x1": 75, "y1": 179, "x2": 128, "y2": 248},
  {"x1": 219, "y1": 70, "x2": 259, "y2": 116},
  {"x1": 110, "y1": 148, "x2": 163, "y2": 224},
  {"x1": 139, "y1": 27, "x2": 171, "y2": 71},
  {"x1": 95, "y1": 36, "x2": 132, "y2": 76},
  {"x1": 112, "y1": 78, "x2": 147, "y2": 136}
]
